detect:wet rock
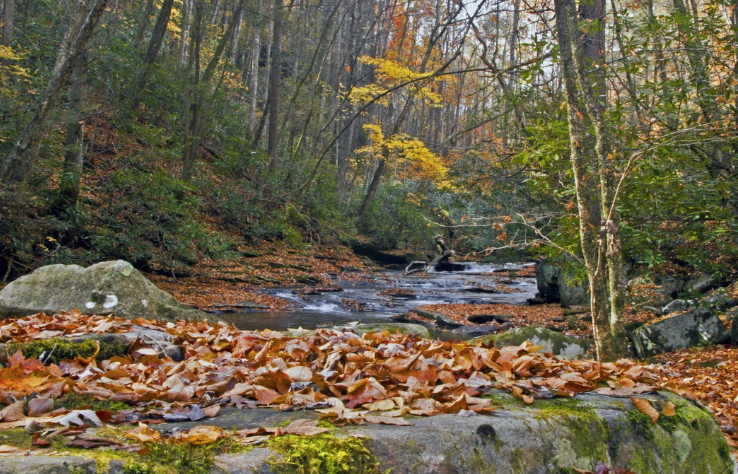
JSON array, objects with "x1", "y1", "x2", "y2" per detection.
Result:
[
  {"x1": 535, "y1": 261, "x2": 589, "y2": 307},
  {"x1": 685, "y1": 273, "x2": 729, "y2": 294},
  {"x1": 408, "y1": 308, "x2": 463, "y2": 328},
  {"x1": 433, "y1": 262, "x2": 472, "y2": 272},
  {"x1": 454, "y1": 324, "x2": 500, "y2": 338},
  {"x1": 0, "y1": 261, "x2": 217, "y2": 322},
  {"x1": 661, "y1": 299, "x2": 691, "y2": 315},
  {"x1": 631, "y1": 308, "x2": 730, "y2": 358},
  {"x1": 470, "y1": 326, "x2": 592, "y2": 359},
  {"x1": 467, "y1": 314, "x2": 512, "y2": 324}
]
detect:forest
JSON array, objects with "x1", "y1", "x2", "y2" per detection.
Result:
[{"x1": 0, "y1": 0, "x2": 737, "y2": 472}]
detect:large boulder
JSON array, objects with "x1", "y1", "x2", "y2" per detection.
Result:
[
  {"x1": 535, "y1": 261, "x2": 589, "y2": 307},
  {"x1": 471, "y1": 326, "x2": 593, "y2": 359},
  {"x1": 631, "y1": 308, "x2": 730, "y2": 358},
  {"x1": 0, "y1": 261, "x2": 217, "y2": 322},
  {"x1": 684, "y1": 273, "x2": 730, "y2": 294},
  {"x1": 5, "y1": 392, "x2": 732, "y2": 474}
]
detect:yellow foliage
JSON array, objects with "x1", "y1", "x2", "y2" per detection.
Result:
[
  {"x1": 355, "y1": 124, "x2": 450, "y2": 187},
  {"x1": 348, "y1": 56, "x2": 442, "y2": 106}
]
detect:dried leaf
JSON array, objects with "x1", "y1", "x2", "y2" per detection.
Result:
[
  {"x1": 179, "y1": 425, "x2": 225, "y2": 445},
  {"x1": 0, "y1": 400, "x2": 25, "y2": 422},
  {"x1": 661, "y1": 401, "x2": 676, "y2": 417},
  {"x1": 632, "y1": 397, "x2": 659, "y2": 423}
]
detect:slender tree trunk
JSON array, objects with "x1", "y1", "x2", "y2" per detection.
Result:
[
  {"x1": 554, "y1": 0, "x2": 627, "y2": 361},
  {"x1": 248, "y1": 2, "x2": 261, "y2": 130},
  {"x1": 178, "y1": 0, "x2": 190, "y2": 70},
  {"x1": 0, "y1": 0, "x2": 107, "y2": 183},
  {"x1": 129, "y1": 0, "x2": 175, "y2": 111},
  {"x1": 134, "y1": 0, "x2": 155, "y2": 50},
  {"x1": 266, "y1": 0, "x2": 283, "y2": 162},
  {"x1": 3, "y1": 0, "x2": 14, "y2": 46},
  {"x1": 56, "y1": 51, "x2": 88, "y2": 212}
]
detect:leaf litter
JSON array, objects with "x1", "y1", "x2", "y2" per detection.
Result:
[{"x1": 0, "y1": 311, "x2": 692, "y2": 451}]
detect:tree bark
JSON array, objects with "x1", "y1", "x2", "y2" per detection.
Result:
[
  {"x1": 554, "y1": 0, "x2": 627, "y2": 361},
  {"x1": 129, "y1": 0, "x2": 175, "y2": 111},
  {"x1": 0, "y1": 0, "x2": 108, "y2": 184},
  {"x1": 3, "y1": 0, "x2": 14, "y2": 46},
  {"x1": 248, "y1": 1, "x2": 261, "y2": 130},
  {"x1": 56, "y1": 50, "x2": 88, "y2": 212},
  {"x1": 134, "y1": 0, "x2": 155, "y2": 50},
  {"x1": 266, "y1": 0, "x2": 283, "y2": 163}
]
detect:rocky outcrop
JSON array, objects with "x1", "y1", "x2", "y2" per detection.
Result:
[
  {"x1": 684, "y1": 273, "x2": 730, "y2": 294},
  {"x1": 0, "y1": 261, "x2": 217, "y2": 322},
  {"x1": 631, "y1": 308, "x2": 730, "y2": 358},
  {"x1": 2, "y1": 392, "x2": 733, "y2": 474},
  {"x1": 472, "y1": 326, "x2": 592, "y2": 359},
  {"x1": 535, "y1": 261, "x2": 589, "y2": 307}
]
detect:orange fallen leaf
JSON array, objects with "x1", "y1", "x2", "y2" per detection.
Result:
[{"x1": 632, "y1": 397, "x2": 659, "y2": 423}]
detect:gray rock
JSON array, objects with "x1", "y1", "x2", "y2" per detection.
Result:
[
  {"x1": 732, "y1": 315, "x2": 738, "y2": 346},
  {"x1": 471, "y1": 326, "x2": 592, "y2": 359},
  {"x1": 631, "y1": 308, "x2": 730, "y2": 358},
  {"x1": 0, "y1": 456, "x2": 96, "y2": 474},
  {"x1": 705, "y1": 293, "x2": 738, "y2": 312},
  {"x1": 661, "y1": 299, "x2": 691, "y2": 315},
  {"x1": 1, "y1": 393, "x2": 735, "y2": 474},
  {"x1": 349, "y1": 323, "x2": 431, "y2": 339},
  {"x1": 685, "y1": 273, "x2": 729, "y2": 294},
  {"x1": 454, "y1": 324, "x2": 500, "y2": 338},
  {"x1": 535, "y1": 261, "x2": 589, "y2": 307},
  {"x1": 0, "y1": 261, "x2": 218, "y2": 322},
  {"x1": 408, "y1": 308, "x2": 463, "y2": 328}
]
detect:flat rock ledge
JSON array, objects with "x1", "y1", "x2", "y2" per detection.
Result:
[{"x1": 0, "y1": 391, "x2": 734, "y2": 474}]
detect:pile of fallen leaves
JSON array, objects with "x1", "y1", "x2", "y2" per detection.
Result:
[
  {"x1": 653, "y1": 344, "x2": 738, "y2": 453},
  {"x1": 0, "y1": 312, "x2": 671, "y2": 435}
]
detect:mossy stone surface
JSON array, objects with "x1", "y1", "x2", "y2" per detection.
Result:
[{"x1": 470, "y1": 326, "x2": 593, "y2": 359}]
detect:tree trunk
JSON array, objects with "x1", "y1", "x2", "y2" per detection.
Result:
[
  {"x1": 129, "y1": 0, "x2": 175, "y2": 111},
  {"x1": 0, "y1": 0, "x2": 107, "y2": 184},
  {"x1": 3, "y1": 0, "x2": 14, "y2": 46},
  {"x1": 134, "y1": 0, "x2": 155, "y2": 50},
  {"x1": 554, "y1": 0, "x2": 627, "y2": 361},
  {"x1": 56, "y1": 50, "x2": 88, "y2": 212},
  {"x1": 248, "y1": 2, "x2": 261, "y2": 130},
  {"x1": 177, "y1": 0, "x2": 190, "y2": 70},
  {"x1": 266, "y1": 0, "x2": 283, "y2": 162}
]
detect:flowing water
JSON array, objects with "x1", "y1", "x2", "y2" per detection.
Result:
[{"x1": 219, "y1": 262, "x2": 538, "y2": 339}]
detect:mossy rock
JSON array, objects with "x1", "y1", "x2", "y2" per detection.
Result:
[
  {"x1": 0, "y1": 334, "x2": 129, "y2": 365},
  {"x1": 349, "y1": 323, "x2": 431, "y2": 338},
  {"x1": 470, "y1": 325, "x2": 593, "y2": 359},
  {"x1": 0, "y1": 260, "x2": 218, "y2": 323},
  {"x1": 631, "y1": 308, "x2": 730, "y2": 358}
]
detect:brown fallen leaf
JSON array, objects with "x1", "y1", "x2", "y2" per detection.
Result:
[
  {"x1": 0, "y1": 400, "x2": 25, "y2": 422},
  {"x1": 179, "y1": 425, "x2": 225, "y2": 445},
  {"x1": 661, "y1": 401, "x2": 676, "y2": 417},
  {"x1": 127, "y1": 422, "x2": 162, "y2": 443},
  {"x1": 283, "y1": 419, "x2": 330, "y2": 436},
  {"x1": 28, "y1": 397, "x2": 53, "y2": 417},
  {"x1": 632, "y1": 397, "x2": 659, "y2": 423},
  {"x1": 362, "y1": 415, "x2": 414, "y2": 426},
  {"x1": 202, "y1": 405, "x2": 221, "y2": 418}
]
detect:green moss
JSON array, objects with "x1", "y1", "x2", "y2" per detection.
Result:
[
  {"x1": 7, "y1": 337, "x2": 99, "y2": 364},
  {"x1": 55, "y1": 393, "x2": 131, "y2": 412},
  {"x1": 627, "y1": 409, "x2": 655, "y2": 441},
  {"x1": 5, "y1": 335, "x2": 128, "y2": 365},
  {"x1": 268, "y1": 433, "x2": 381, "y2": 474},
  {"x1": 471, "y1": 326, "x2": 592, "y2": 358},
  {"x1": 0, "y1": 428, "x2": 32, "y2": 447}
]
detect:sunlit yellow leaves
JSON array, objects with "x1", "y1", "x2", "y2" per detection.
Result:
[
  {"x1": 347, "y1": 56, "x2": 441, "y2": 107},
  {"x1": 355, "y1": 124, "x2": 449, "y2": 186}
]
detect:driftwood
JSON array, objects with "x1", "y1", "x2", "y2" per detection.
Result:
[{"x1": 405, "y1": 236, "x2": 455, "y2": 275}]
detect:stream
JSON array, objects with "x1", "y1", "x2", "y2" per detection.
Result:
[{"x1": 219, "y1": 262, "x2": 538, "y2": 340}]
